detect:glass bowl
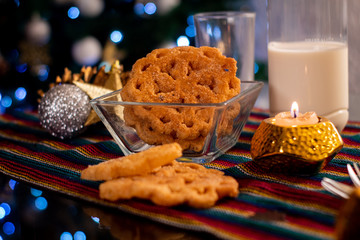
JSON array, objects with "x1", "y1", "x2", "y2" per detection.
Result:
[{"x1": 90, "y1": 81, "x2": 263, "y2": 163}]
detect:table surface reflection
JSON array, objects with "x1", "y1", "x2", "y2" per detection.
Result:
[{"x1": 0, "y1": 174, "x2": 216, "y2": 240}]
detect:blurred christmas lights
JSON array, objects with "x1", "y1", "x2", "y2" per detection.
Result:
[
  {"x1": 16, "y1": 63, "x2": 27, "y2": 73},
  {"x1": 134, "y1": 2, "x2": 158, "y2": 16},
  {"x1": 1, "y1": 96, "x2": 12, "y2": 108},
  {"x1": 254, "y1": 62, "x2": 259, "y2": 74},
  {"x1": 176, "y1": 36, "x2": 190, "y2": 46},
  {"x1": 187, "y1": 15, "x2": 194, "y2": 25},
  {"x1": 98, "y1": 62, "x2": 111, "y2": 72},
  {"x1": 206, "y1": 24, "x2": 212, "y2": 36},
  {"x1": 185, "y1": 15, "x2": 196, "y2": 38},
  {"x1": 68, "y1": 7, "x2": 80, "y2": 19},
  {"x1": 74, "y1": 231, "x2": 86, "y2": 240},
  {"x1": 0, "y1": 208, "x2": 5, "y2": 220},
  {"x1": 134, "y1": 3, "x2": 144, "y2": 15},
  {"x1": 15, "y1": 87, "x2": 27, "y2": 101},
  {"x1": 144, "y1": 2, "x2": 156, "y2": 15},
  {"x1": 37, "y1": 65, "x2": 49, "y2": 81},
  {"x1": 185, "y1": 25, "x2": 195, "y2": 38},
  {"x1": 61, "y1": 232, "x2": 73, "y2": 240},
  {"x1": 72, "y1": 37, "x2": 102, "y2": 66},
  {"x1": 0, "y1": 203, "x2": 11, "y2": 216},
  {"x1": 3, "y1": 222, "x2": 15, "y2": 235},
  {"x1": 110, "y1": 30, "x2": 123, "y2": 43},
  {"x1": 35, "y1": 197, "x2": 48, "y2": 210},
  {"x1": 91, "y1": 216, "x2": 100, "y2": 223},
  {"x1": 30, "y1": 188, "x2": 42, "y2": 197},
  {"x1": 25, "y1": 15, "x2": 51, "y2": 45},
  {"x1": 8, "y1": 179, "x2": 17, "y2": 190},
  {"x1": 213, "y1": 26, "x2": 221, "y2": 40},
  {"x1": 76, "y1": 0, "x2": 104, "y2": 18}
]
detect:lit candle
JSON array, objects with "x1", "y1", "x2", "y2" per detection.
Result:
[
  {"x1": 273, "y1": 101, "x2": 319, "y2": 126},
  {"x1": 250, "y1": 101, "x2": 343, "y2": 176}
]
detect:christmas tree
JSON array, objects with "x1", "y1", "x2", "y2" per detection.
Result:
[{"x1": 0, "y1": 0, "x2": 265, "y2": 112}]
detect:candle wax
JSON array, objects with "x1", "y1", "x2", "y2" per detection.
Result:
[{"x1": 273, "y1": 111, "x2": 319, "y2": 126}]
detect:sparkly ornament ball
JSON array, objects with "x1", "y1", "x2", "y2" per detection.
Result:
[{"x1": 39, "y1": 84, "x2": 91, "y2": 139}]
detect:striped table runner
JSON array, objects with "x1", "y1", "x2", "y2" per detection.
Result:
[{"x1": 1, "y1": 109, "x2": 360, "y2": 240}]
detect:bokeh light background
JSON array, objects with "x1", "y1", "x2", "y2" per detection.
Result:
[{"x1": 0, "y1": 0, "x2": 269, "y2": 114}]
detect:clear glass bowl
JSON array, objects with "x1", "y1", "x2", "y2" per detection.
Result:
[{"x1": 90, "y1": 81, "x2": 263, "y2": 163}]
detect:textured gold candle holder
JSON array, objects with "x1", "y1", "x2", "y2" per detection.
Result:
[{"x1": 250, "y1": 117, "x2": 343, "y2": 175}]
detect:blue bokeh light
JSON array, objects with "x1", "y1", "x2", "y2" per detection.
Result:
[
  {"x1": 1, "y1": 96, "x2": 12, "y2": 108},
  {"x1": 213, "y1": 26, "x2": 221, "y2": 40},
  {"x1": 3, "y1": 222, "x2": 15, "y2": 235},
  {"x1": 74, "y1": 231, "x2": 86, "y2": 240},
  {"x1": 110, "y1": 30, "x2": 123, "y2": 43},
  {"x1": 176, "y1": 36, "x2": 190, "y2": 46},
  {"x1": 35, "y1": 197, "x2": 48, "y2": 210},
  {"x1": 91, "y1": 216, "x2": 100, "y2": 223},
  {"x1": 134, "y1": 3, "x2": 144, "y2": 15},
  {"x1": 254, "y1": 62, "x2": 259, "y2": 74},
  {"x1": 206, "y1": 24, "x2": 212, "y2": 36},
  {"x1": 14, "y1": 0, "x2": 20, "y2": 7},
  {"x1": 68, "y1": 7, "x2": 80, "y2": 19},
  {"x1": 187, "y1": 15, "x2": 194, "y2": 26},
  {"x1": 0, "y1": 203, "x2": 11, "y2": 216},
  {"x1": 98, "y1": 62, "x2": 111, "y2": 72},
  {"x1": 8, "y1": 179, "x2": 17, "y2": 190},
  {"x1": 60, "y1": 232, "x2": 73, "y2": 240},
  {"x1": 185, "y1": 25, "x2": 196, "y2": 38},
  {"x1": 0, "y1": 234, "x2": 2, "y2": 240},
  {"x1": 144, "y1": 2, "x2": 156, "y2": 15},
  {"x1": 0, "y1": 208, "x2": 5, "y2": 220},
  {"x1": 16, "y1": 63, "x2": 27, "y2": 73},
  {"x1": 30, "y1": 188, "x2": 42, "y2": 197},
  {"x1": 15, "y1": 87, "x2": 27, "y2": 101},
  {"x1": 38, "y1": 65, "x2": 49, "y2": 81}
]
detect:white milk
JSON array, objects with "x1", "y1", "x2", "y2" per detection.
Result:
[{"x1": 268, "y1": 41, "x2": 349, "y2": 131}]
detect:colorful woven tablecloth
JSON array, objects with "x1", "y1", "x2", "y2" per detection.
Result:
[{"x1": 1, "y1": 109, "x2": 360, "y2": 240}]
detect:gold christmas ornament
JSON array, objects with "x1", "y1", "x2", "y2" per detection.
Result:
[
  {"x1": 39, "y1": 60, "x2": 124, "y2": 127},
  {"x1": 73, "y1": 81, "x2": 113, "y2": 126},
  {"x1": 74, "y1": 61, "x2": 124, "y2": 126},
  {"x1": 73, "y1": 81, "x2": 113, "y2": 100},
  {"x1": 103, "y1": 60, "x2": 123, "y2": 90},
  {"x1": 250, "y1": 117, "x2": 343, "y2": 175}
]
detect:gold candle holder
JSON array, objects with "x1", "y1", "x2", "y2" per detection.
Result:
[{"x1": 250, "y1": 117, "x2": 343, "y2": 175}]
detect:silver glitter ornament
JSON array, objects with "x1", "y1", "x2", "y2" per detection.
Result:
[{"x1": 38, "y1": 84, "x2": 91, "y2": 139}]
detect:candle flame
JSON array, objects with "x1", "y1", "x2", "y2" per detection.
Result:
[{"x1": 291, "y1": 101, "x2": 299, "y2": 118}]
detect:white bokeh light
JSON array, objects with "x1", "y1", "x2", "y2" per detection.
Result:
[{"x1": 176, "y1": 36, "x2": 190, "y2": 46}]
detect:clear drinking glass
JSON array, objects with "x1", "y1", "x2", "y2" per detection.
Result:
[
  {"x1": 267, "y1": 0, "x2": 348, "y2": 132},
  {"x1": 194, "y1": 11, "x2": 256, "y2": 81}
]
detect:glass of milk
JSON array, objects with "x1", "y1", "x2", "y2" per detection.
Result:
[
  {"x1": 267, "y1": 0, "x2": 348, "y2": 132},
  {"x1": 194, "y1": 11, "x2": 256, "y2": 81}
]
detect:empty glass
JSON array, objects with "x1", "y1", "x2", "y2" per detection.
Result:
[{"x1": 194, "y1": 11, "x2": 256, "y2": 81}]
